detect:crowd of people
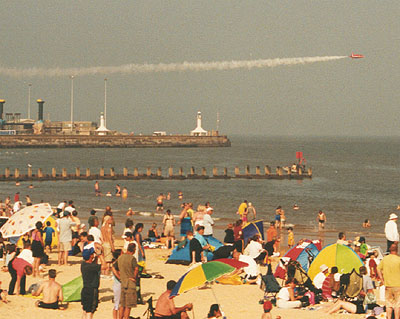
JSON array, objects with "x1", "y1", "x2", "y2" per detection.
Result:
[{"x1": 0, "y1": 191, "x2": 399, "y2": 319}]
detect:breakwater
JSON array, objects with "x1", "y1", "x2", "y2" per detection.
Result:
[
  {"x1": 0, "y1": 165, "x2": 312, "y2": 182},
  {"x1": 0, "y1": 135, "x2": 231, "y2": 148}
]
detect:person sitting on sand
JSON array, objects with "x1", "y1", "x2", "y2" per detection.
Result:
[
  {"x1": 154, "y1": 280, "x2": 192, "y2": 318},
  {"x1": 276, "y1": 278, "x2": 302, "y2": 309},
  {"x1": 232, "y1": 250, "x2": 259, "y2": 284},
  {"x1": 313, "y1": 264, "x2": 329, "y2": 290},
  {"x1": 336, "y1": 232, "x2": 351, "y2": 246},
  {"x1": 323, "y1": 299, "x2": 366, "y2": 315},
  {"x1": 147, "y1": 223, "x2": 160, "y2": 242},
  {"x1": 33, "y1": 269, "x2": 64, "y2": 309},
  {"x1": 207, "y1": 303, "x2": 225, "y2": 318},
  {"x1": 0, "y1": 281, "x2": 8, "y2": 303},
  {"x1": 321, "y1": 266, "x2": 340, "y2": 301}
]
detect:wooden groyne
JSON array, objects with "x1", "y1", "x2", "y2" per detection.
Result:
[
  {"x1": 0, "y1": 166, "x2": 312, "y2": 182},
  {"x1": 0, "y1": 135, "x2": 231, "y2": 148}
]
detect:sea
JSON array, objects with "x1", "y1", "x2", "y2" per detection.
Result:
[{"x1": 0, "y1": 135, "x2": 398, "y2": 248}]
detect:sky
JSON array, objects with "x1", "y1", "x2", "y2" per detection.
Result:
[{"x1": 0, "y1": 1, "x2": 399, "y2": 136}]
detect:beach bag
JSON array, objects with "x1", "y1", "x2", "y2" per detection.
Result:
[
  {"x1": 304, "y1": 291, "x2": 315, "y2": 305},
  {"x1": 300, "y1": 295, "x2": 310, "y2": 307}
]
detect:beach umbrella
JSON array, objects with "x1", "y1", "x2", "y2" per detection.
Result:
[
  {"x1": 307, "y1": 243, "x2": 364, "y2": 281},
  {"x1": 275, "y1": 239, "x2": 322, "y2": 279},
  {"x1": 0, "y1": 203, "x2": 53, "y2": 238},
  {"x1": 242, "y1": 220, "x2": 264, "y2": 246},
  {"x1": 170, "y1": 259, "x2": 248, "y2": 297}
]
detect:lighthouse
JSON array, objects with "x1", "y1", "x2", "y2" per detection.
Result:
[
  {"x1": 190, "y1": 111, "x2": 208, "y2": 136},
  {"x1": 96, "y1": 112, "x2": 109, "y2": 135}
]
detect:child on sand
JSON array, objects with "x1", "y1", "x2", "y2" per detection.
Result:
[
  {"x1": 0, "y1": 281, "x2": 8, "y2": 303},
  {"x1": 287, "y1": 227, "x2": 294, "y2": 249},
  {"x1": 224, "y1": 223, "x2": 234, "y2": 244}
]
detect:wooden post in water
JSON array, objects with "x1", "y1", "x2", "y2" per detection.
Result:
[
  {"x1": 110, "y1": 168, "x2": 115, "y2": 177},
  {"x1": 202, "y1": 167, "x2": 207, "y2": 176},
  {"x1": 5, "y1": 168, "x2": 10, "y2": 178},
  {"x1": 307, "y1": 167, "x2": 312, "y2": 176},
  {"x1": 256, "y1": 166, "x2": 260, "y2": 175},
  {"x1": 298, "y1": 167, "x2": 303, "y2": 175},
  {"x1": 234, "y1": 166, "x2": 240, "y2": 176},
  {"x1": 223, "y1": 167, "x2": 228, "y2": 177},
  {"x1": 277, "y1": 166, "x2": 283, "y2": 176},
  {"x1": 179, "y1": 167, "x2": 183, "y2": 177},
  {"x1": 62, "y1": 168, "x2": 67, "y2": 178},
  {"x1": 157, "y1": 167, "x2": 162, "y2": 177},
  {"x1": 38, "y1": 168, "x2": 43, "y2": 178},
  {"x1": 76, "y1": 167, "x2": 80, "y2": 177},
  {"x1": 28, "y1": 167, "x2": 32, "y2": 178},
  {"x1": 146, "y1": 167, "x2": 151, "y2": 177},
  {"x1": 213, "y1": 166, "x2": 217, "y2": 177},
  {"x1": 245, "y1": 165, "x2": 250, "y2": 176},
  {"x1": 52, "y1": 168, "x2": 56, "y2": 178},
  {"x1": 168, "y1": 167, "x2": 173, "y2": 178},
  {"x1": 86, "y1": 168, "x2": 91, "y2": 178},
  {"x1": 123, "y1": 167, "x2": 128, "y2": 177},
  {"x1": 15, "y1": 168, "x2": 20, "y2": 179},
  {"x1": 265, "y1": 165, "x2": 271, "y2": 175},
  {"x1": 100, "y1": 167, "x2": 104, "y2": 177},
  {"x1": 190, "y1": 167, "x2": 195, "y2": 175},
  {"x1": 133, "y1": 168, "x2": 139, "y2": 177}
]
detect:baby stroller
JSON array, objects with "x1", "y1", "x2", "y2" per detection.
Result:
[{"x1": 260, "y1": 264, "x2": 281, "y2": 303}]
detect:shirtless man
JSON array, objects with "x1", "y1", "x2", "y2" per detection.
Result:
[
  {"x1": 317, "y1": 210, "x2": 326, "y2": 231},
  {"x1": 33, "y1": 269, "x2": 63, "y2": 309},
  {"x1": 154, "y1": 280, "x2": 192, "y2": 318},
  {"x1": 101, "y1": 215, "x2": 115, "y2": 275},
  {"x1": 94, "y1": 181, "x2": 101, "y2": 196},
  {"x1": 156, "y1": 193, "x2": 164, "y2": 211}
]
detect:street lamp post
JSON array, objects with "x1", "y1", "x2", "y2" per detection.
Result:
[
  {"x1": 104, "y1": 78, "x2": 107, "y2": 127},
  {"x1": 70, "y1": 75, "x2": 74, "y2": 133},
  {"x1": 27, "y1": 83, "x2": 32, "y2": 119}
]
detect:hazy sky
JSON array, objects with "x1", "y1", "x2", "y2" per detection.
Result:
[{"x1": 0, "y1": 1, "x2": 399, "y2": 136}]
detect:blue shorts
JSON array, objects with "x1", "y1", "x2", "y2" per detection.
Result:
[{"x1": 275, "y1": 215, "x2": 281, "y2": 221}]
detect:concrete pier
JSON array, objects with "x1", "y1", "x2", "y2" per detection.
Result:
[{"x1": 0, "y1": 165, "x2": 312, "y2": 182}]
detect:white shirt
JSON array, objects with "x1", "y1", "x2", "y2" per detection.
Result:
[
  {"x1": 64, "y1": 206, "x2": 75, "y2": 214},
  {"x1": 57, "y1": 202, "x2": 66, "y2": 210},
  {"x1": 89, "y1": 226, "x2": 102, "y2": 243},
  {"x1": 245, "y1": 240, "x2": 263, "y2": 259},
  {"x1": 385, "y1": 220, "x2": 399, "y2": 242},
  {"x1": 203, "y1": 214, "x2": 214, "y2": 236},
  {"x1": 239, "y1": 254, "x2": 259, "y2": 277},
  {"x1": 313, "y1": 271, "x2": 326, "y2": 289},
  {"x1": 18, "y1": 249, "x2": 34, "y2": 264},
  {"x1": 277, "y1": 287, "x2": 290, "y2": 301},
  {"x1": 13, "y1": 201, "x2": 21, "y2": 212}
]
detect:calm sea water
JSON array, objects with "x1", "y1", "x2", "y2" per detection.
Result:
[{"x1": 0, "y1": 136, "x2": 398, "y2": 247}]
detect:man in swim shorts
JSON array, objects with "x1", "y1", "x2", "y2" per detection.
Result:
[{"x1": 33, "y1": 269, "x2": 63, "y2": 309}]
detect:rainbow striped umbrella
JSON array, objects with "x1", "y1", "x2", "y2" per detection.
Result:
[{"x1": 170, "y1": 259, "x2": 247, "y2": 297}]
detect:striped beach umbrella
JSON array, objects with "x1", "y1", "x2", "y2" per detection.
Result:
[{"x1": 170, "y1": 259, "x2": 248, "y2": 297}]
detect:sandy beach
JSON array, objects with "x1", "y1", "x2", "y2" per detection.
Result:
[{"x1": 0, "y1": 238, "x2": 372, "y2": 319}]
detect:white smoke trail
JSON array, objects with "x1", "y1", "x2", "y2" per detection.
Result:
[{"x1": 0, "y1": 56, "x2": 347, "y2": 78}]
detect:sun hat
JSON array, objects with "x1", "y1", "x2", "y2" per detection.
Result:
[
  {"x1": 320, "y1": 264, "x2": 329, "y2": 272},
  {"x1": 389, "y1": 213, "x2": 398, "y2": 220}
]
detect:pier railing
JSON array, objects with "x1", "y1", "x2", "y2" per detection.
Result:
[{"x1": 0, "y1": 166, "x2": 312, "y2": 181}]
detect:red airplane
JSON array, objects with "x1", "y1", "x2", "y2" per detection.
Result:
[{"x1": 349, "y1": 53, "x2": 364, "y2": 59}]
